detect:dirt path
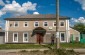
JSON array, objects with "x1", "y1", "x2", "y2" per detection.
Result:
[{"x1": 0, "y1": 49, "x2": 85, "y2": 55}]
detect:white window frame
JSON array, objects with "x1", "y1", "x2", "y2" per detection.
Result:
[
  {"x1": 53, "y1": 21, "x2": 56, "y2": 27},
  {"x1": 13, "y1": 33, "x2": 18, "y2": 42},
  {"x1": 23, "y1": 21, "x2": 28, "y2": 27},
  {"x1": 60, "y1": 32, "x2": 66, "y2": 42},
  {"x1": 43, "y1": 21, "x2": 48, "y2": 27},
  {"x1": 59, "y1": 21, "x2": 65, "y2": 27},
  {"x1": 23, "y1": 32, "x2": 28, "y2": 42},
  {"x1": 34, "y1": 21, "x2": 39, "y2": 27},
  {"x1": 14, "y1": 21, "x2": 19, "y2": 27}
]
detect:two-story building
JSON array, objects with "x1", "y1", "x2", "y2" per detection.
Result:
[{"x1": 5, "y1": 14, "x2": 71, "y2": 44}]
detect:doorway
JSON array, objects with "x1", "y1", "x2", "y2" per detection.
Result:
[{"x1": 36, "y1": 33, "x2": 43, "y2": 44}]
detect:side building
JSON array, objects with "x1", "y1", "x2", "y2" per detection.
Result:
[{"x1": 5, "y1": 14, "x2": 70, "y2": 44}]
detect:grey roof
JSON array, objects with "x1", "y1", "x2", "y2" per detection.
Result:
[{"x1": 5, "y1": 14, "x2": 70, "y2": 21}]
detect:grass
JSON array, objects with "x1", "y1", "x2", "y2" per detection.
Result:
[
  {"x1": 18, "y1": 49, "x2": 79, "y2": 55},
  {"x1": 0, "y1": 43, "x2": 84, "y2": 49},
  {"x1": 0, "y1": 44, "x2": 46, "y2": 49},
  {"x1": 60, "y1": 42, "x2": 85, "y2": 48}
]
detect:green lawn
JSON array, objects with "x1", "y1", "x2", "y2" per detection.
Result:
[
  {"x1": 0, "y1": 43, "x2": 85, "y2": 49},
  {"x1": 60, "y1": 43, "x2": 85, "y2": 48}
]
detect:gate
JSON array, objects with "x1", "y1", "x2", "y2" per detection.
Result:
[
  {"x1": 70, "y1": 34, "x2": 80, "y2": 43},
  {"x1": 80, "y1": 34, "x2": 85, "y2": 43}
]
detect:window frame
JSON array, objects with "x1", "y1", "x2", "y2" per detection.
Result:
[
  {"x1": 14, "y1": 21, "x2": 19, "y2": 27},
  {"x1": 60, "y1": 32, "x2": 66, "y2": 42},
  {"x1": 23, "y1": 21, "x2": 28, "y2": 27},
  {"x1": 53, "y1": 21, "x2": 56, "y2": 27},
  {"x1": 43, "y1": 21, "x2": 48, "y2": 27},
  {"x1": 13, "y1": 33, "x2": 18, "y2": 42},
  {"x1": 60, "y1": 21, "x2": 65, "y2": 27},
  {"x1": 23, "y1": 32, "x2": 28, "y2": 42},
  {"x1": 34, "y1": 21, "x2": 39, "y2": 27}
]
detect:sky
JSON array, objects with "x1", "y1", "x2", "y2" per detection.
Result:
[{"x1": 0, "y1": 0, "x2": 85, "y2": 29}]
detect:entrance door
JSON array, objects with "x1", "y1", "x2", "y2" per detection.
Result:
[{"x1": 36, "y1": 34, "x2": 43, "y2": 44}]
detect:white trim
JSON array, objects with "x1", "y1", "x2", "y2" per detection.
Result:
[
  {"x1": 46, "y1": 33, "x2": 51, "y2": 34},
  {"x1": 67, "y1": 20, "x2": 70, "y2": 30},
  {"x1": 5, "y1": 21, "x2": 7, "y2": 42},
  {"x1": 14, "y1": 21, "x2": 19, "y2": 27},
  {"x1": 43, "y1": 21, "x2": 48, "y2": 27},
  {"x1": 7, "y1": 31, "x2": 8, "y2": 42},
  {"x1": 65, "y1": 20, "x2": 67, "y2": 42},
  {"x1": 13, "y1": 33, "x2": 18, "y2": 42},
  {"x1": 23, "y1": 32, "x2": 28, "y2": 42},
  {"x1": 23, "y1": 21, "x2": 28, "y2": 27},
  {"x1": 53, "y1": 21, "x2": 56, "y2": 27},
  {"x1": 5, "y1": 20, "x2": 9, "y2": 43},
  {"x1": 59, "y1": 21, "x2": 65, "y2": 27},
  {"x1": 66, "y1": 20, "x2": 70, "y2": 43},
  {"x1": 5, "y1": 32, "x2": 7, "y2": 42},
  {"x1": 60, "y1": 32, "x2": 66, "y2": 42},
  {"x1": 34, "y1": 21, "x2": 39, "y2": 27}
]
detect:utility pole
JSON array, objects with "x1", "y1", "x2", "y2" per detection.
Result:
[{"x1": 56, "y1": 0, "x2": 60, "y2": 49}]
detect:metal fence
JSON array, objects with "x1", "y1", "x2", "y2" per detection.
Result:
[
  {"x1": 70, "y1": 34, "x2": 80, "y2": 43},
  {"x1": 80, "y1": 34, "x2": 85, "y2": 43}
]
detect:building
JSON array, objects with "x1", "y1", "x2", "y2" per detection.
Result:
[
  {"x1": 5, "y1": 14, "x2": 71, "y2": 44},
  {"x1": 0, "y1": 27, "x2": 5, "y2": 44},
  {"x1": 70, "y1": 28, "x2": 80, "y2": 42}
]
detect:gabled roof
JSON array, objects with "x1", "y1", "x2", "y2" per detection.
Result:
[{"x1": 5, "y1": 14, "x2": 70, "y2": 21}]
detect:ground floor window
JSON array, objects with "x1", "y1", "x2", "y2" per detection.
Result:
[
  {"x1": 13, "y1": 33, "x2": 18, "y2": 42},
  {"x1": 60, "y1": 32, "x2": 65, "y2": 42},
  {"x1": 23, "y1": 32, "x2": 28, "y2": 42}
]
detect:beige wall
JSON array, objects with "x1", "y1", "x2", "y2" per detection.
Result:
[
  {"x1": 70, "y1": 28, "x2": 80, "y2": 41},
  {"x1": 70, "y1": 28, "x2": 80, "y2": 35},
  {"x1": 8, "y1": 20, "x2": 66, "y2": 32}
]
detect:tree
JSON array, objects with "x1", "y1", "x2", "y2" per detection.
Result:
[{"x1": 72, "y1": 23, "x2": 85, "y2": 34}]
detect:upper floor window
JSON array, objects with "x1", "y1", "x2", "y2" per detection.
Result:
[
  {"x1": 53, "y1": 22, "x2": 56, "y2": 27},
  {"x1": 60, "y1": 21, "x2": 64, "y2": 27},
  {"x1": 43, "y1": 21, "x2": 48, "y2": 27},
  {"x1": 34, "y1": 21, "x2": 39, "y2": 27},
  {"x1": 24, "y1": 21, "x2": 28, "y2": 27},
  {"x1": 14, "y1": 21, "x2": 19, "y2": 27},
  {"x1": 10, "y1": 24, "x2": 12, "y2": 27}
]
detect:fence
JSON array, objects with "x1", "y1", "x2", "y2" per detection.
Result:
[
  {"x1": 70, "y1": 34, "x2": 80, "y2": 43},
  {"x1": 80, "y1": 34, "x2": 85, "y2": 43}
]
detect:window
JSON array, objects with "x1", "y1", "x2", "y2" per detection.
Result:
[
  {"x1": 53, "y1": 22, "x2": 56, "y2": 27},
  {"x1": 14, "y1": 21, "x2": 19, "y2": 27},
  {"x1": 10, "y1": 24, "x2": 12, "y2": 27},
  {"x1": 24, "y1": 21, "x2": 28, "y2": 27},
  {"x1": 23, "y1": 33, "x2": 28, "y2": 42},
  {"x1": 60, "y1": 33, "x2": 65, "y2": 41},
  {"x1": 43, "y1": 21, "x2": 48, "y2": 27},
  {"x1": 13, "y1": 33, "x2": 18, "y2": 42},
  {"x1": 60, "y1": 21, "x2": 64, "y2": 26},
  {"x1": 34, "y1": 21, "x2": 39, "y2": 27}
]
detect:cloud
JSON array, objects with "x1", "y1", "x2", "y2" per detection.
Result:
[
  {"x1": 0, "y1": 0, "x2": 5, "y2": 6},
  {"x1": 6, "y1": 0, "x2": 10, "y2": 4},
  {"x1": 0, "y1": 0, "x2": 37, "y2": 16},
  {"x1": 0, "y1": 11, "x2": 6, "y2": 17},
  {"x1": 75, "y1": 0, "x2": 85, "y2": 10},
  {"x1": 33, "y1": 12, "x2": 39, "y2": 14},
  {"x1": 71, "y1": 17, "x2": 85, "y2": 24}
]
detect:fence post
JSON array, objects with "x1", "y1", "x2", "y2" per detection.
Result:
[{"x1": 72, "y1": 34, "x2": 74, "y2": 43}]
